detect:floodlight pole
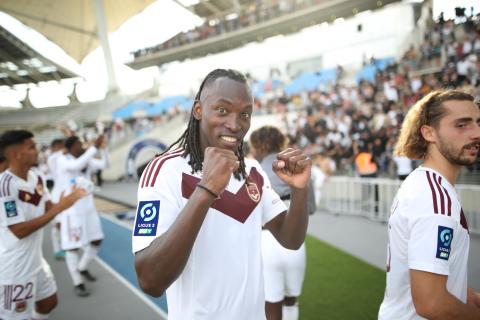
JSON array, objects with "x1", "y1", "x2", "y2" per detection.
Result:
[{"x1": 93, "y1": 0, "x2": 120, "y2": 96}]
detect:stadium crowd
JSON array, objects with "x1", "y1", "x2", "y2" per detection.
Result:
[
  {"x1": 132, "y1": 0, "x2": 323, "y2": 59},
  {"x1": 250, "y1": 11, "x2": 480, "y2": 176},
  {"x1": 34, "y1": 11, "x2": 480, "y2": 180}
]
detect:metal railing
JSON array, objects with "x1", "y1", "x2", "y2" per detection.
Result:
[{"x1": 319, "y1": 176, "x2": 480, "y2": 235}]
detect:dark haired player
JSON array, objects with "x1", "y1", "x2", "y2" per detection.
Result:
[
  {"x1": 133, "y1": 69, "x2": 312, "y2": 319},
  {"x1": 0, "y1": 130, "x2": 86, "y2": 320}
]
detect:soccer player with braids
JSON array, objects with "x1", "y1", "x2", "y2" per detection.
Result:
[
  {"x1": 132, "y1": 69, "x2": 312, "y2": 319},
  {"x1": 379, "y1": 89, "x2": 480, "y2": 319}
]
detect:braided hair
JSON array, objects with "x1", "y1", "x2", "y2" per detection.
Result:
[{"x1": 161, "y1": 69, "x2": 250, "y2": 180}]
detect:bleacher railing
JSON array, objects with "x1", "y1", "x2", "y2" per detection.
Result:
[{"x1": 319, "y1": 176, "x2": 480, "y2": 235}]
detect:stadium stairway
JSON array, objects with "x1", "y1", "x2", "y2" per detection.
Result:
[
  {"x1": 103, "y1": 114, "x2": 188, "y2": 181},
  {"x1": 0, "y1": 94, "x2": 133, "y2": 131}
]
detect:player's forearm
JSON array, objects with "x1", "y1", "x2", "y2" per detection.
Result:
[
  {"x1": 415, "y1": 290, "x2": 480, "y2": 319},
  {"x1": 8, "y1": 205, "x2": 62, "y2": 239},
  {"x1": 277, "y1": 187, "x2": 309, "y2": 249},
  {"x1": 135, "y1": 188, "x2": 215, "y2": 297},
  {"x1": 65, "y1": 146, "x2": 97, "y2": 170},
  {"x1": 90, "y1": 152, "x2": 108, "y2": 171}
]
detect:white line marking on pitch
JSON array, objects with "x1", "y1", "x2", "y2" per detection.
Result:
[{"x1": 96, "y1": 213, "x2": 168, "y2": 320}]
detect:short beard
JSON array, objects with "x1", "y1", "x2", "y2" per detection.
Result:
[{"x1": 438, "y1": 140, "x2": 477, "y2": 166}]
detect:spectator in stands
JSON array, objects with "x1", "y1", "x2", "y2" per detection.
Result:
[
  {"x1": 392, "y1": 155, "x2": 413, "y2": 180},
  {"x1": 311, "y1": 153, "x2": 334, "y2": 207},
  {"x1": 131, "y1": 0, "x2": 325, "y2": 59},
  {"x1": 355, "y1": 143, "x2": 379, "y2": 214},
  {"x1": 125, "y1": 7, "x2": 480, "y2": 181},
  {"x1": 354, "y1": 144, "x2": 378, "y2": 178}
]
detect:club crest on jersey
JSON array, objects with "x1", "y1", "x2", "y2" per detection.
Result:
[
  {"x1": 245, "y1": 182, "x2": 260, "y2": 203},
  {"x1": 436, "y1": 226, "x2": 453, "y2": 260},
  {"x1": 134, "y1": 200, "x2": 160, "y2": 236},
  {"x1": 4, "y1": 200, "x2": 18, "y2": 218},
  {"x1": 15, "y1": 300, "x2": 27, "y2": 313}
]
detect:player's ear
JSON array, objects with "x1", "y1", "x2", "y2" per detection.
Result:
[
  {"x1": 7, "y1": 146, "x2": 21, "y2": 160},
  {"x1": 193, "y1": 100, "x2": 202, "y2": 121},
  {"x1": 420, "y1": 124, "x2": 436, "y2": 143}
]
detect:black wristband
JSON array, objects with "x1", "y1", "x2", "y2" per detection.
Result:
[{"x1": 196, "y1": 184, "x2": 220, "y2": 200}]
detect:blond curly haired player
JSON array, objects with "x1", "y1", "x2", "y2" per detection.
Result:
[{"x1": 379, "y1": 90, "x2": 480, "y2": 319}]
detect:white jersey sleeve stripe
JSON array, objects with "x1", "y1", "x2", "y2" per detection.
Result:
[
  {"x1": 7, "y1": 175, "x2": 12, "y2": 196},
  {"x1": 141, "y1": 149, "x2": 183, "y2": 188},
  {"x1": 0, "y1": 175, "x2": 6, "y2": 197},
  {"x1": 3, "y1": 175, "x2": 12, "y2": 197},
  {"x1": 140, "y1": 159, "x2": 155, "y2": 188},
  {"x1": 432, "y1": 172, "x2": 445, "y2": 215},
  {"x1": 142, "y1": 156, "x2": 164, "y2": 188},
  {"x1": 148, "y1": 150, "x2": 184, "y2": 188},
  {"x1": 1, "y1": 174, "x2": 7, "y2": 196},
  {"x1": 425, "y1": 171, "x2": 439, "y2": 214},
  {"x1": 438, "y1": 176, "x2": 452, "y2": 216}
]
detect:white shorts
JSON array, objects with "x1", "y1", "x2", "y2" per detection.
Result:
[
  {"x1": 60, "y1": 208, "x2": 104, "y2": 251},
  {"x1": 262, "y1": 230, "x2": 306, "y2": 303},
  {"x1": 0, "y1": 259, "x2": 57, "y2": 320}
]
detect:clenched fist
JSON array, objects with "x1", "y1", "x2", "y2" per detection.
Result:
[
  {"x1": 272, "y1": 148, "x2": 312, "y2": 189},
  {"x1": 200, "y1": 147, "x2": 240, "y2": 196}
]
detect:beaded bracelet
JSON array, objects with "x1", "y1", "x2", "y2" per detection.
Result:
[{"x1": 196, "y1": 184, "x2": 221, "y2": 200}]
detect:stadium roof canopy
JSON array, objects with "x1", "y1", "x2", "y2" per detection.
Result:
[
  {"x1": 0, "y1": 24, "x2": 80, "y2": 86},
  {"x1": 130, "y1": 0, "x2": 401, "y2": 69},
  {"x1": 0, "y1": 0, "x2": 156, "y2": 64},
  {"x1": 175, "y1": 0, "x2": 252, "y2": 19}
]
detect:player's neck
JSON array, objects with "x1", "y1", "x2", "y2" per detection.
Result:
[
  {"x1": 423, "y1": 152, "x2": 461, "y2": 186},
  {"x1": 9, "y1": 163, "x2": 30, "y2": 181}
]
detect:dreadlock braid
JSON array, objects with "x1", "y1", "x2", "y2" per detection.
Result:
[{"x1": 160, "y1": 69, "x2": 249, "y2": 180}]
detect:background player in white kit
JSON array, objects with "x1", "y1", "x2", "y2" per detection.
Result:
[
  {"x1": 250, "y1": 126, "x2": 309, "y2": 320},
  {"x1": 53, "y1": 135, "x2": 107, "y2": 297},
  {"x1": 133, "y1": 69, "x2": 312, "y2": 319},
  {"x1": 378, "y1": 90, "x2": 480, "y2": 319},
  {"x1": 0, "y1": 130, "x2": 86, "y2": 320},
  {"x1": 46, "y1": 138, "x2": 65, "y2": 260}
]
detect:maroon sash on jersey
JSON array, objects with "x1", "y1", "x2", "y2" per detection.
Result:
[
  {"x1": 18, "y1": 176, "x2": 44, "y2": 206},
  {"x1": 181, "y1": 167, "x2": 264, "y2": 223}
]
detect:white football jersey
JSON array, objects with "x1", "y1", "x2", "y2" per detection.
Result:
[
  {"x1": 53, "y1": 148, "x2": 107, "y2": 249},
  {"x1": 379, "y1": 167, "x2": 470, "y2": 320},
  {"x1": 50, "y1": 146, "x2": 98, "y2": 203},
  {"x1": 132, "y1": 149, "x2": 287, "y2": 320},
  {"x1": 0, "y1": 170, "x2": 50, "y2": 284},
  {"x1": 46, "y1": 150, "x2": 63, "y2": 184}
]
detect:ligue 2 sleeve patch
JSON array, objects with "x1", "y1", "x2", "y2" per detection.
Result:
[
  {"x1": 436, "y1": 226, "x2": 453, "y2": 260},
  {"x1": 134, "y1": 200, "x2": 160, "y2": 236},
  {"x1": 4, "y1": 200, "x2": 18, "y2": 218}
]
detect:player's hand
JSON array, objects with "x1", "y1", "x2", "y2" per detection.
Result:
[
  {"x1": 94, "y1": 134, "x2": 105, "y2": 149},
  {"x1": 272, "y1": 148, "x2": 312, "y2": 189},
  {"x1": 467, "y1": 287, "x2": 480, "y2": 308},
  {"x1": 101, "y1": 136, "x2": 108, "y2": 149},
  {"x1": 57, "y1": 186, "x2": 88, "y2": 212},
  {"x1": 200, "y1": 147, "x2": 239, "y2": 195}
]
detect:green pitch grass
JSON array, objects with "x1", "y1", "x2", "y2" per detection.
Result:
[{"x1": 299, "y1": 235, "x2": 386, "y2": 319}]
